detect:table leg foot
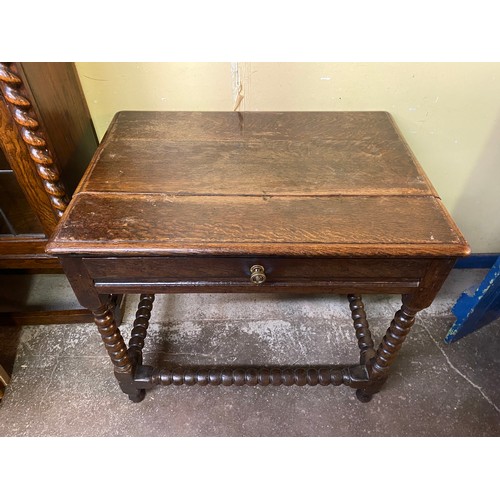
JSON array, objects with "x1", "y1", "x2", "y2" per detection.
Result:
[
  {"x1": 354, "y1": 375, "x2": 388, "y2": 402},
  {"x1": 128, "y1": 389, "x2": 146, "y2": 403},
  {"x1": 355, "y1": 389, "x2": 372, "y2": 403}
]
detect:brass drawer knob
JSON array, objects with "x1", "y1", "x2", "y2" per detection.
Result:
[{"x1": 250, "y1": 264, "x2": 266, "y2": 285}]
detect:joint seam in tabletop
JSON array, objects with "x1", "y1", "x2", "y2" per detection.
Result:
[{"x1": 69, "y1": 191, "x2": 443, "y2": 198}]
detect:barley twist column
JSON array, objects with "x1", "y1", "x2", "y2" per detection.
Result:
[{"x1": 0, "y1": 62, "x2": 69, "y2": 218}]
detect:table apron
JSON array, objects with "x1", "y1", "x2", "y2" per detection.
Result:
[
  {"x1": 80, "y1": 256, "x2": 432, "y2": 295},
  {"x1": 93, "y1": 279, "x2": 420, "y2": 294}
]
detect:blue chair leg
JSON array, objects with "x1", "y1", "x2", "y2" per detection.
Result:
[{"x1": 445, "y1": 257, "x2": 500, "y2": 343}]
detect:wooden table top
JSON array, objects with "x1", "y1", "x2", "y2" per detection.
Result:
[{"x1": 47, "y1": 111, "x2": 469, "y2": 258}]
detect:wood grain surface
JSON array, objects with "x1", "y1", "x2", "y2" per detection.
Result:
[
  {"x1": 48, "y1": 192, "x2": 468, "y2": 257},
  {"x1": 0, "y1": 89, "x2": 57, "y2": 235},
  {"x1": 48, "y1": 111, "x2": 469, "y2": 258},
  {"x1": 0, "y1": 62, "x2": 98, "y2": 271},
  {"x1": 80, "y1": 111, "x2": 434, "y2": 196},
  {"x1": 18, "y1": 63, "x2": 98, "y2": 195}
]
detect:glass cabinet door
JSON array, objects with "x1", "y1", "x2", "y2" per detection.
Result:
[{"x1": 0, "y1": 146, "x2": 45, "y2": 237}]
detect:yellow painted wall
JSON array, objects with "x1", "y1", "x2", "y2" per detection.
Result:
[
  {"x1": 76, "y1": 62, "x2": 500, "y2": 253},
  {"x1": 76, "y1": 62, "x2": 233, "y2": 138}
]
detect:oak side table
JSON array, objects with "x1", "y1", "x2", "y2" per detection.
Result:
[{"x1": 47, "y1": 111, "x2": 470, "y2": 403}]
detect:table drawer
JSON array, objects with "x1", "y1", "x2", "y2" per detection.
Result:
[{"x1": 83, "y1": 256, "x2": 431, "y2": 293}]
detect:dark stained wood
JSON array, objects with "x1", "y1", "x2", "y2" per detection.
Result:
[
  {"x1": 356, "y1": 258, "x2": 457, "y2": 401},
  {"x1": 144, "y1": 365, "x2": 347, "y2": 387},
  {"x1": 83, "y1": 257, "x2": 431, "y2": 280},
  {"x1": 80, "y1": 111, "x2": 436, "y2": 197},
  {"x1": 85, "y1": 139, "x2": 433, "y2": 196},
  {"x1": 92, "y1": 298, "x2": 143, "y2": 402},
  {"x1": 92, "y1": 300, "x2": 131, "y2": 371},
  {"x1": 48, "y1": 111, "x2": 470, "y2": 403},
  {"x1": 84, "y1": 255, "x2": 428, "y2": 294},
  {"x1": 104, "y1": 111, "x2": 406, "y2": 142},
  {"x1": 18, "y1": 63, "x2": 97, "y2": 196},
  {"x1": 1, "y1": 62, "x2": 70, "y2": 222},
  {"x1": 0, "y1": 293, "x2": 124, "y2": 326},
  {"x1": 48, "y1": 111, "x2": 468, "y2": 258},
  {"x1": 48, "y1": 193, "x2": 468, "y2": 257},
  {"x1": 0, "y1": 85, "x2": 57, "y2": 235},
  {"x1": 0, "y1": 62, "x2": 98, "y2": 264},
  {"x1": 0, "y1": 62, "x2": 99, "y2": 322},
  {"x1": 128, "y1": 294, "x2": 155, "y2": 366},
  {"x1": 348, "y1": 294, "x2": 376, "y2": 364},
  {"x1": 0, "y1": 308, "x2": 92, "y2": 326},
  {"x1": 94, "y1": 279, "x2": 421, "y2": 295},
  {"x1": 0, "y1": 238, "x2": 59, "y2": 268}
]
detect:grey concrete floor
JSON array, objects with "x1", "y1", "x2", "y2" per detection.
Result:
[{"x1": 0, "y1": 269, "x2": 498, "y2": 436}]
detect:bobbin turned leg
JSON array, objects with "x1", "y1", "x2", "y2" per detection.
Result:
[
  {"x1": 128, "y1": 294, "x2": 155, "y2": 366},
  {"x1": 59, "y1": 257, "x2": 145, "y2": 402},
  {"x1": 355, "y1": 297, "x2": 419, "y2": 402},
  {"x1": 347, "y1": 294, "x2": 376, "y2": 365},
  {"x1": 347, "y1": 293, "x2": 387, "y2": 402},
  {"x1": 92, "y1": 299, "x2": 144, "y2": 403},
  {"x1": 353, "y1": 260, "x2": 456, "y2": 402}
]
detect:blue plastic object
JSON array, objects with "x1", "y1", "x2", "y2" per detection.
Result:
[{"x1": 445, "y1": 256, "x2": 500, "y2": 343}]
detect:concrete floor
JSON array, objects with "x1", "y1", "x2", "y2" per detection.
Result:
[{"x1": 0, "y1": 269, "x2": 498, "y2": 436}]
